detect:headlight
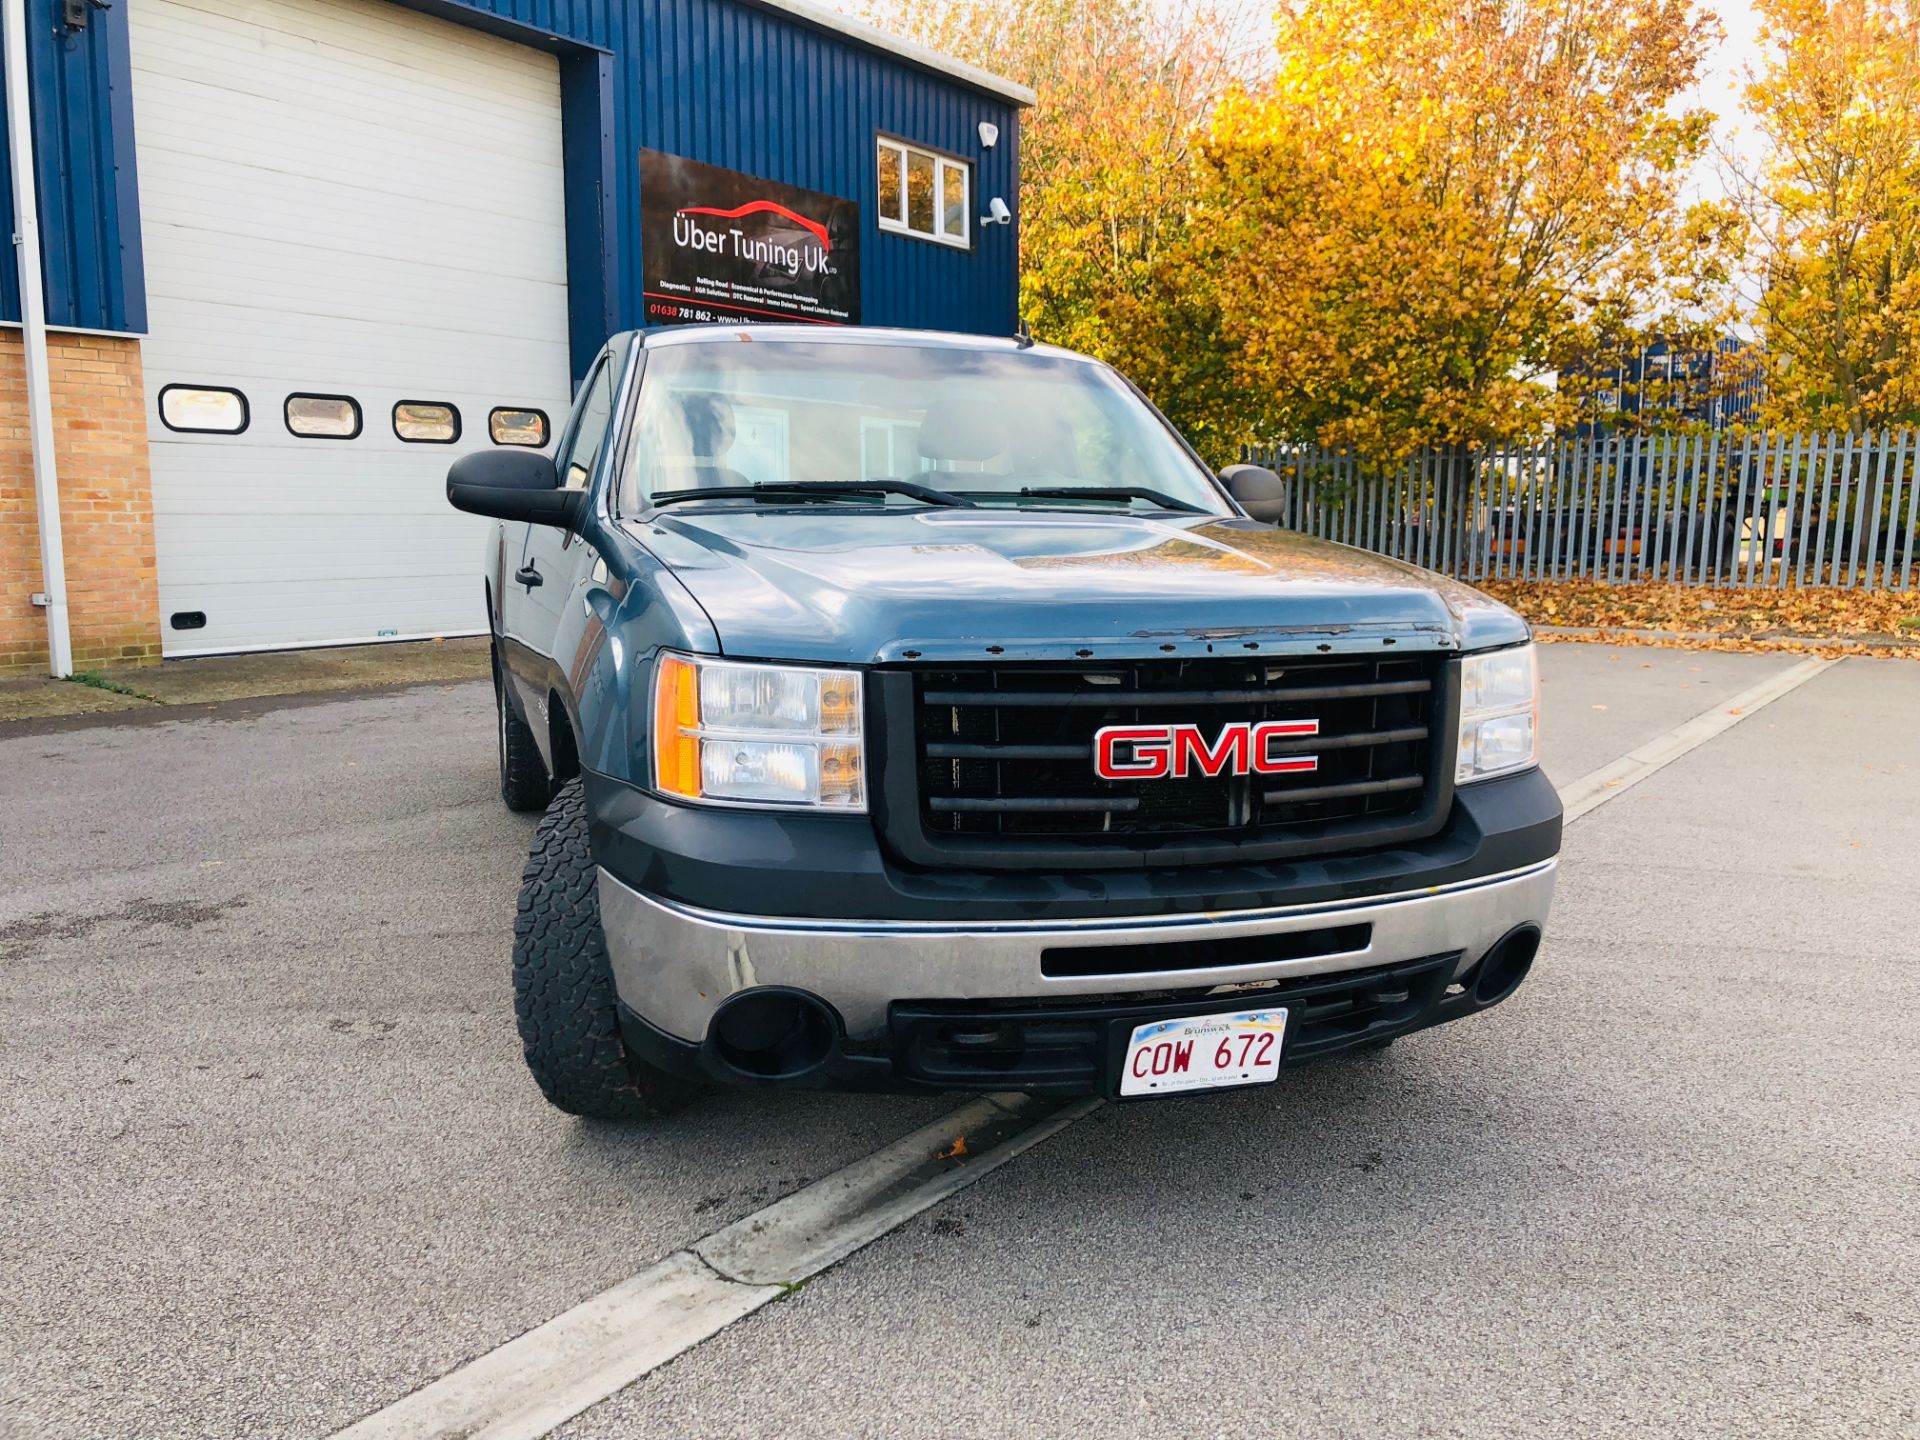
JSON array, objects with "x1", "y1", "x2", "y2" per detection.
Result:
[
  {"x1": 653, "y1": 653, "x2": 864, "y2": 810},
  {"x1": 1456, "y1": 643, "x2": 1539, "y2": 784}
]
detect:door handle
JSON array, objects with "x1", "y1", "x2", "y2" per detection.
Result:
[{"x1": 515, "y1": 564, "x2": 543, "y2": 589}]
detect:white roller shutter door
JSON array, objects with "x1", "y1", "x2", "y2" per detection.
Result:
[{"x1": 131, "y1": 0, "x2": 572, "y2": 653}]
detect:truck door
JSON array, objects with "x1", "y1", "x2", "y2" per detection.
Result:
[{"x1": 502, "y1": 350, "x2": 619, "y2": 734}]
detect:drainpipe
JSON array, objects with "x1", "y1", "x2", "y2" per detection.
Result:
[{"x1": 3, "y1": 0, "x2": 71, "y2": 677}]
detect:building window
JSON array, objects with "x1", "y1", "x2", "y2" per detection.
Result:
[
  {"x1": 285, "y1": 393, "x2": 362, "y2": 439},
  {"x1": 490, "y1": 407, "x2": 550, "y2": 447},
  {"x1": 877, "y1": 137, "x2": 969, "y2": 248},
  {"x1": 860, "y1": 416, "x2": 924, "y2": 479},
  {"x1": 393, "y1": 401, "x2": 461, "y2": 444},
  {"x1": 158, "y1": 385, "x2": 248, "y2": 434}
]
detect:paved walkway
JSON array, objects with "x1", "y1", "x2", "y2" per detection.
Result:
[{"x1": 0, "y1": 637, "x2": 489, "y2": 721}]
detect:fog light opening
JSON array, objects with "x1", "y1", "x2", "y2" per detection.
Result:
[
  {"x1": 710, "y1": 987, "x2": 837, "y2": 1079},
  {"x1": 1471, "y1": 926, "x2": 1541, "y2": 1009}
]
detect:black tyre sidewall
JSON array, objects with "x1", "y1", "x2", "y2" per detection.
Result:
[{"x1": 511, "y1": 779, "x2": 694, "y2": 1120}]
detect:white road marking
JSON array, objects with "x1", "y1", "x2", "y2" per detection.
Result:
[
  {"x1": 330, "y1": 653, "x2": 1843, "y2": 1440},
  {"x1": 330, "y1": 1095, "x2": 1096, "y2": 1440},
  {"x1": 696, "y1": 1094, "x2": 1100, "y2": 1286},
  {"x1": 331, "y1": 1252, "x2": 775, "y2": 1440},
  {"x1": 1556, "y1": 658, "x2": 1836, "y2": 823}
]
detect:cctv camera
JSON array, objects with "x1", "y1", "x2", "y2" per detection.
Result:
[{"x1": 982, "y1": 196, "x2": 1011, "y2": 226}]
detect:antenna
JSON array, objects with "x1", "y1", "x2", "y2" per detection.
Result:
[{"x1": 1015, "y1": 316, "x2": 1034, "y2": 349}]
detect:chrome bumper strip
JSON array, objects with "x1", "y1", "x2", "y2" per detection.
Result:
[{"x1": 598, "y1": 860, "x2": 1558, "y2": 1044}]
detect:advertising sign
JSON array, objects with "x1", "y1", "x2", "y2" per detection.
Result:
[{"x1": 640, "y1": 149, "x2": 860, "y2": 327}]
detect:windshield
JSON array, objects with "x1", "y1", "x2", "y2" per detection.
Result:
[{"x1": 618, "y1": 340, "x2": 1231, "y2": 515}]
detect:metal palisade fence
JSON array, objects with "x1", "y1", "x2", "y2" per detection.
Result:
[{"x1": 1247, "y1": 430, "x2": 1920, "y2": 591}]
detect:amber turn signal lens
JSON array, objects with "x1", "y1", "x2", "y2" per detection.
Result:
[
  {"x1": 653, "y1": 654, "x2": 702, "y2": 798},
  {"x1": 818, "y1": 678, "x2": 860, "y2": 735}
]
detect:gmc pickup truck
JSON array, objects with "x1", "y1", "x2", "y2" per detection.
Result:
[{"x1": 449, "y1": 326, "x2": 1560, "y2": 1119}]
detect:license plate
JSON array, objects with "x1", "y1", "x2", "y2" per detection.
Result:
[{"x1": 1119, "y1": 1008, "x2": 1288, "y2": 1097}]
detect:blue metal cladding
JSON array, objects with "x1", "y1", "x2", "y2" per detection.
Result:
[
  {"x1": 2, "y1": 0, "x2": 1021, "y2": 368},
  {"x1": 622, "y1": 0, "x2": 1021, "y2": 339},
  {"x1": 0, "y1": 2, "x2": 146, "y2": 332}
]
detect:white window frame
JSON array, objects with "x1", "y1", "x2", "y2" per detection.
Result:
[
  {"x1": 877, "y1": 136, "x2": 971, "y2": 249},
  {"x1": 859, "y1": 415, "x2": 925, "y2": 478},
  {"x1": 730, "y1": 405, "x2": 793, "y2": 486}
]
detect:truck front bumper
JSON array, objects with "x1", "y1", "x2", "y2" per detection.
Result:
[{"x1": 600, "y1": 855, "x2": 1557, "y2": 1096}]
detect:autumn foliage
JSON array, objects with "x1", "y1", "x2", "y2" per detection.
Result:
[
  {"x1": 1721, "y1": 0, "x2": 1920, "y2": 430},
  {"x1": 861, "y1": 0, "x2": 1260, "y2": 359},
  {"x1": 862, "y1": 0, "x2": 1920, "y2": 467},
  {"x1": 1482, "y1": 578, "x2": 1920, "y2": 652},
  {"x1": 1111, "y1": 0, "x2": 1719, "y2": 463}
]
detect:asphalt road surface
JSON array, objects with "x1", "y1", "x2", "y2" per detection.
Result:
[{"x1": 2, "y1": 647, "x2": 1914, "y2": 1439}]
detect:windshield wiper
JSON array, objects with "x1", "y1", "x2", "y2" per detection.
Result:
[
  {"x1": 650, "y1": 480, "x2": 975, "y2": 509},
  {"x1": 1004, "y1": 485, "x2": 1210, "y2": 515}
]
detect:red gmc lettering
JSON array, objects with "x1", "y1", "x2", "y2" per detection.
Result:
[
  {"x1": 1095, "y1": 726, "x2": 1174, "y2": 779},
  {"x1": 1251, "y1": 719, "x2": 1320, "y2": 776},
  {"x1": 1173, "y1": 726, "x2": 1249, "y2": 777},
  {"x1": 1094, "y1": 720, "x2": 1321, "y2": 780}
]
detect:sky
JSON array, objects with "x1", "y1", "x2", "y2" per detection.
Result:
[{"x1": 1686, "y1": 0, "x2": 1768, "y2": 200}]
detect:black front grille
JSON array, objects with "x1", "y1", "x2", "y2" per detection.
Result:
[{"x1": 900, "y1": 652, "x2": 1449, "y2": 864}]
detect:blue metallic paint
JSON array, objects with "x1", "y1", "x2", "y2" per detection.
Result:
[
  {"x1": 634, "y1": 510, "x2": 1531, "y2": 667},
  {"x1": 3, "y1": 0, "x2": 1020, "y2": 376}
]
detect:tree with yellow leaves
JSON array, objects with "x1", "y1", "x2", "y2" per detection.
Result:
[
  {"x1": 860, "y1": 0, "x2": 1262, "y2": 357},
  {"x1": 1727, "y1": 0, "x2": 1920, "y2": 429},
  {"x1": 1106, "y1": 0, "x2": 1718, "y2": 464}
]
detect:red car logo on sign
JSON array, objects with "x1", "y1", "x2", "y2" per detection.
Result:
[{"x1": 1093, "y1": 720, "x2": 1320, "y2": 781}]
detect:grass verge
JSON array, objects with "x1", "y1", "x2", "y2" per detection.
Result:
[{"x1": 64, "y1": 672, "x2": 157, "y2": 701}]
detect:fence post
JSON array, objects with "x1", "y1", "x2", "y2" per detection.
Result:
[
  {"x1": 1794, "y1": 431, "x2": 1822, "y2": 587},
  {"x1": 1723, "y1": 430, "x2": 1749, "y2": 588},
  {"x1": 1847, "y1": 430, "x2": 1875, "y2": 587},
  {"x1": 1681, "y1": 428, "x2": 1697, "y2": 587},
  {"x1": 1775, "y1": 430, "x2": 1801, "y2": 589},
  {"x1": 1902, "y1": 428, "x2": 1919, "y2": 589},
  {"x1": 1650, "y1": 432, "x2": 1671, "y2": 582}
]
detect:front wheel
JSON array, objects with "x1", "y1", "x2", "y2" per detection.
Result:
[{"x1": 512, "y1": 780, "x2": 700, "y2": 1119}]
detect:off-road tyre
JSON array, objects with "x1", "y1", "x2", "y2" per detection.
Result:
[
  {"x1": 496, "y1": 653, "x2": 551, "y2": 813},
  {"x1": 512, "y1": 780, "x2": 699, "y2": 1119}
]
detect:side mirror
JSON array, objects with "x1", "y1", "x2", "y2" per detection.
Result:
[
  {"x1": 1220, "y1": 463, "x2": 1288, "y2": 524},
  {"x1": 446, "y1": 449, "x2": 583, "y2": 528}
]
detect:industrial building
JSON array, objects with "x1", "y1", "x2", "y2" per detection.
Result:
[{"x1": 0, "y1": 0, "x2": 1028, "y2": 670}]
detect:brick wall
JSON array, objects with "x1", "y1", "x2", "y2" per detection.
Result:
[{"x1": 0, "y1": 331, "x2": 161, "y2": 674}]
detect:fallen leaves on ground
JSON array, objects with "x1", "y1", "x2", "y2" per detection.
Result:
[{"x1": 1479, "y1": 580, "x2": 1920, "y2": 657}]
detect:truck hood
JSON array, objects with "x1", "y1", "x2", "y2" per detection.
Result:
[{"x1": 626, "y1": 508, "x2": 1529, "y2": 663}]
